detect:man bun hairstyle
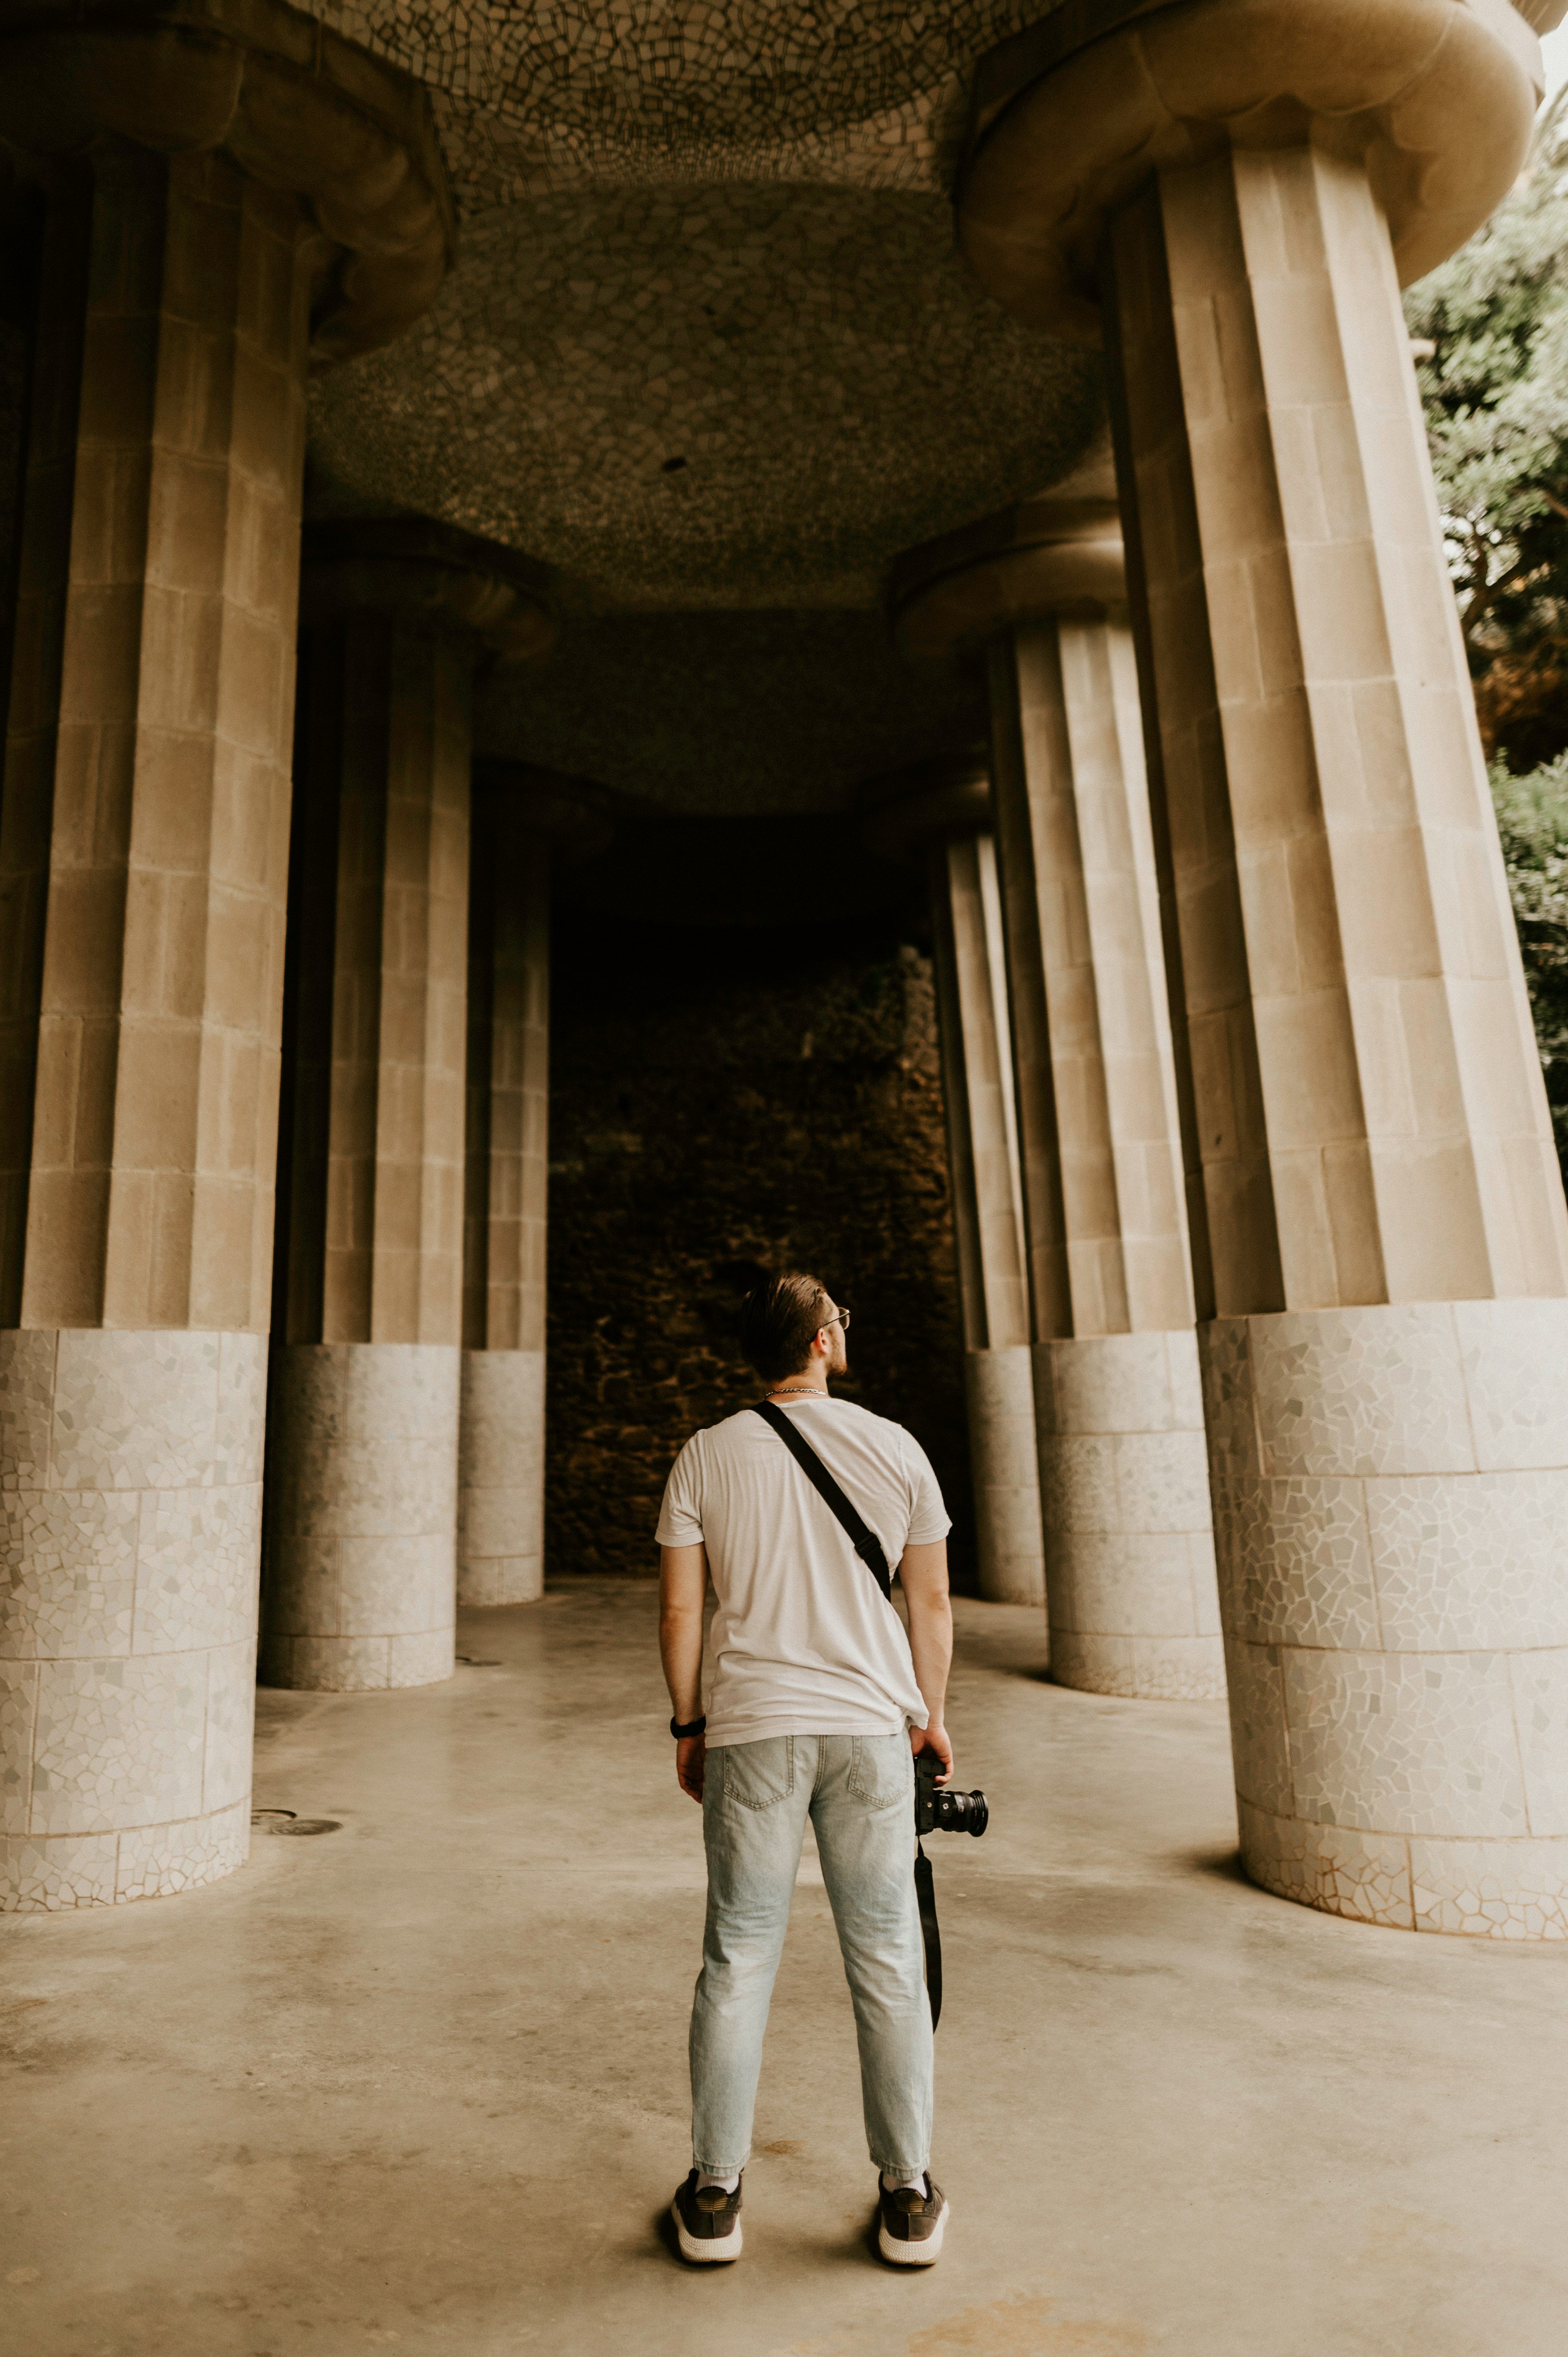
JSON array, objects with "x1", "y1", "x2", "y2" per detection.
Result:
[{"x1": 738, "y1": 1270, "x2": 831, "y2": 1386}]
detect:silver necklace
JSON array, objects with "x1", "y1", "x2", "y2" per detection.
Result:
[{"x1": 769, "y1": 1388, "x2": 824, "y2": 1400}]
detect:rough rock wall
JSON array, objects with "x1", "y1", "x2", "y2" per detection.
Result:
[{"x1": 545, "y1": 909, "x2": 977, "y2": 1590}]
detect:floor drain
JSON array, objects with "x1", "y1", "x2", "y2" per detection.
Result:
[{"x1": 251, "y1": 1809, "x2": 341, "y2": 1836}]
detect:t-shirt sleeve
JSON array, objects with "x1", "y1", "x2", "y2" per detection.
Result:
[
  {"x1": 655, "y1": 1435, "x2": 705, "y2": 1547},
  {"x1": 902, "y1": 1432, "x2": 952, "y2": 1545}
]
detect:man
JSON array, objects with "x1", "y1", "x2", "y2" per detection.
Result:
[{"x1": 656, "y1": 1270, "x2": 954, "y2": 2268}]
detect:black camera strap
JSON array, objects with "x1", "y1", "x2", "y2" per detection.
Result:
[
  {"x1": 747, "y1": 1397, "x2": 942, "y2": 2028},
  {"x1": 915, "y1": 1842, "x2": 942, "y2": 2030},
  {"x1": 747, "y1": 1400, "x2": 892, "y2": 1603}
]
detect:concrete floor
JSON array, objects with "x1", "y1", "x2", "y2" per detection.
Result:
[{"x1": 4, "y1": 1583, "x2": 1567, "y2": 2357}]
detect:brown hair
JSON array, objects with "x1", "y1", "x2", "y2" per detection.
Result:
[{"x1": 738, "y1": 1270, "x2": 832, "y2": 1385}]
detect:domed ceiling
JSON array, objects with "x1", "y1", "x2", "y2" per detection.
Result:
[{"x1": 299, "y1": 1, "x2": 1106, "y2": 811}]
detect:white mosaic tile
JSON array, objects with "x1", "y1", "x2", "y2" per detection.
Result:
[
  {"x1": 0, "y1": 1830, "x2": 118, "y2": 1912},
  {"x1": 1035, "y1": 1331, "x2": 1190, "y2": 1436},
  {"x1": 116, "y1": 1799, "x2": 250, "y2": 1905},
  {"x1": 1047, "y1": 1630, "x2": 1133, "y2": 1696},
  {"x1": 1221, "y1": 1634, "x2": 1293, "y2": 1817},
  {"x1": 1197, "y1": 1317, "x2": 1259, "y2": 1479},
  {"x1": 343, "y1": 1342, "x2": 461, "y2": 1442},
  {"x1": 457, "y1": 1552, "x2": 542, "y2": 1608},
  {"x1": 1246, "y1": 1304, "x2": 1474, "y2": 1479},
  {"x1": 1410, "y1": 1835, "x2": 1568, "y2": 1938},
  {"x1": 1510, "y1": 1651, "x2": 1568, "y2": 1839},
  {"x1": 0, "y1": 1330, "x2": 56, "y2": 1490},
  {"x1": 277, "y1": 1633, "x2": 394, "y2": 1690},
  {"x1": 1047, "y1": 1530, "x2": 1202, "y2": 1639},
  {"x1": 1038, "y1": 1434, "x2": 1119, "y2": 1534},
  {"x1": 202, "y1": 1642, "x2": 258, "y2": 1816},
  {"x1": 1126, "y1": 1633, "x2": 1225, "y2": 1701},
  {"x1": 1211, "y1": 1473, "x2": 1379, "y2": 1650},
  {"x1": 0, "y1": 1663, "x2": 37, "y2": 1835},
  {"x1": 133, "y1": 1483, "x2": 262, "y2": 1654},
  {"x1": 389, "y1": 1626, "x2": 456, "y2": 1687},
  {"x1": 1367, "y1": 1471, "x2": 1568, "y2": 1651},
  {"x1": 29, "y1": 1654, "x2": 207, "y2": 1836},
  {"x1": 1283, "y1": 1648, "x2": 1528, "y2": 1840},
  {"x1": 1112, "y1": 1427, "x2": 1211, "y2": 1534},
  {"x1": 214, "y1": 1333, "x2": 269, "y2": 1484},
  {"x1": 458, "y1": 1345, "x2": 544, "y2": 1479},
  {"x1": 1238, "y1": 1799, "x2": 1414, "y2": 1931},
  {"x1": 337, "y1": 1532, "x2": 455, "y2": 1637},
  {"x1": 51, "y1": 1330, "x2": 225, "y2": 1491},
  {"x1": 458, "y1": 1483, "x2": 541, "y2": 1563},
  {"x1": 1454, "y1": 1298, "x2": 1568, "y2": 1472},
  {"x1": 0, "y1": 1489, "x2": 139, "y2": 1659}
]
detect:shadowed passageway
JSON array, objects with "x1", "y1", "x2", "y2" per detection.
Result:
[{"x1": 3, "y1": 1585, "x2": 1566, "y2": 2356}]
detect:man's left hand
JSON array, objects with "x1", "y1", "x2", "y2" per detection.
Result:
[{"x1": 677, "y1": 1733, "x2": 706, "y2": 1803}]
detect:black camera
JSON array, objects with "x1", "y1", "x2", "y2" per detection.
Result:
[{"x1": 915, "y1": 1749, "x2": 988, "y2": 1838}]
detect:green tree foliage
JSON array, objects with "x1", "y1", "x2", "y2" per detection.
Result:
[
  {"x1": 1407, "y1": 91, "x2": 1568, "y2": 1187},
  {"x1": 1492, "y1": 756, "x2": 1568, "y2": 1186},
  {"x1": 1406, "y1": 87, "x2": 1568, "y2": 770}
]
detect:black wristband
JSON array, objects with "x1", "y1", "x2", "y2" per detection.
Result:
[{"x1": 671, "y1": 1714, "x2": 706, "y2": 1741}]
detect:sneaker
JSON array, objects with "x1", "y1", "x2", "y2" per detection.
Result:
[
  {"x1": 672, "y1": 2169, "x2": 743, "y2": 2263},
  {"x1": 877, "y1": 2172, "x2": 948, "y2": 2266}
]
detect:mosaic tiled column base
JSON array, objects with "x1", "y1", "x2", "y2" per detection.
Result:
[
  {"x1": 963, "y1": 1345, "x2": 1044, "y2": 1606},
  {"x1": 1204, "y1": 1301, "x2": 1568, "y2": 1939},
  {"x1": 0, "y1": 1329, "x2": 264, "y2": 1911},
  {"x1": 458, "y1": 1347, "x2": 544, "y2": 1607},
  {"x1": 261, "y1": 1342, "x2": 458, "y2": 1690},
  {"x1": 1036, "y1": 1328, "x2": 1223, "y2": 1699}
]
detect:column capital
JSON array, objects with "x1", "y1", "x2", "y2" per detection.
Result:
[
  {"x1": 0, "y1": 0, "x2": 455, "y2": 363},
  {"x1": 889, "y1": 495, "x2": 1125, "y2": 671},
  {"x1": 859, "y1": 752, "x2": 992, "y2": 867},
  {"x1": 302, "y1": 520, "x2": 556, "y2": 665},
  {"x1": 472, "y1": 761, "x2": 616, "y2": 864},
  {"x1": 957, "y1": 0, "x2": 1543, "y2": 341}
]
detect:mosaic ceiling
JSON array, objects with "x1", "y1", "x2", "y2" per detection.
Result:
[{"x1": 297, "y1": 2, "x2": 1104, "y2": 808}]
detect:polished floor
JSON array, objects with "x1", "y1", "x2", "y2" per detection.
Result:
[{"x1": 3, "y1": 1581, "x2": 1566, "y2": 2357}]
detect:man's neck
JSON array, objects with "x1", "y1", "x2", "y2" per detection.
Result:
[{"x1": 768, "y1": 1378, "x2": 829, "y2": 1399}]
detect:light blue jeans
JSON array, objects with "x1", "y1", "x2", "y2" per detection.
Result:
[{"x1": 690, "y1": 1732, "x2": 933, "y2": 2176}]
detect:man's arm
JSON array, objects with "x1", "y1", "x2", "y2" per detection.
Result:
[
  {"x1": 659, "y1": 1542, "x2": 709, "y2": 1802},
  {"x1": 899, "y1": 1538, "x2": 954, "y2": 1783}
]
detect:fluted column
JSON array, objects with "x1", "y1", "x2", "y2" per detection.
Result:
[
  {"x1": 0, "y1": 3, "x2": 453, "y2": 1909},
  {"x1": 892, "y1": 500, "x2": 1221, "y2": 1697},
  {"x1": 459, "y1": 766, "x2": 610, "y2": 1607},
  {"x1": 962, "y1": 0, "x2": 1568, "y2": 1934},
  {"x1": 865, "y1": 763, "x2": 1045, "y2": 1605},
  {"x1": 261, "y1": 526, "x2": 552, "y2": 1690}
]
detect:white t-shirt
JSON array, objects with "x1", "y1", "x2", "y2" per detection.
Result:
[{"x1": 655, "y1": 1393, "x2": 951, "y2": 1749}]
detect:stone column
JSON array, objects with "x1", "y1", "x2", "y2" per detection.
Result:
[
  {"x1": 261, "y1": 526, "x2": 552, "y2": 1690},
  {"x1": 962, "y1": 1, "x2": 1568, "y2": 1934},
  {"x1": 0, "y1": 4, "x2": 453, "y2": 1909},
  {"x1": 892, "y1": 500, "x2": 1222, "y2": 1697},
  {"x1": 460, "y1": 765, "x2": 610, "y2": 1607},
  {"x1": 864, "y1": 761, "x2": 1045, "y2": 1605}
]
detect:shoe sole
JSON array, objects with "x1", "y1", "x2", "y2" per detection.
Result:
[
  {"x1": 672, "y1": 2204, "x2": 742, "y2": 2264},
  {"x1": 878, "y1": 2207, "x2": 947, "y2": 2266}
]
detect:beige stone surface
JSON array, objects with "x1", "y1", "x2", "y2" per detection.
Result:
[
  {"x1": 1206, "y1": 1297, "x2": 1568, "y2": 1932},
  {"x1": 0, "y1": 1326, "x2": 264, "y2": 1911},
  {"x1": 8, "y1": 1586, "x2": 1568, "y2": 2353},
  {"x1": 3, "y1": 147, "x2": 309, "y2": 1339},
  {"x1": 1089, "y1": 124, "x2": 1568, "y2": 1922},
  {"x1": 959, "y1": 0, "x2": 1543, "y2": 341},
  {"x1": 0, "y1": 0, "x2": 455, "y2": 366},
  {"x1": 260, "y1": 1339, "x2": 458, "y2": 1692},
  {"x1": 457, "y1": 1348, "x2": 545, "y2": 1607}
]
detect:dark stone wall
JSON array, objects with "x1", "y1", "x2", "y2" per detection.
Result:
[{"x1": 544, "y1": 904, "x2": 977, "y2": 1591}]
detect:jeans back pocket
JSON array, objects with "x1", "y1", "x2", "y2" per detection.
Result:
[
  {"x1": 847, "y1": 1732, "x2": 910, "y2": 1809},
  {"x1": 721, "y1": 1736, "x2": 795, "y2": 1811}
]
